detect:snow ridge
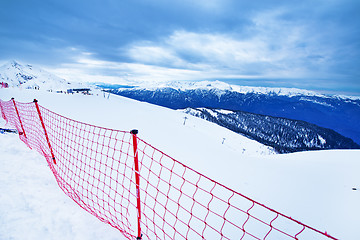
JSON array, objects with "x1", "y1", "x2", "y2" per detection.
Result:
[{"x1": 123, "y1": 80, "x2": 359, "y2": 100}]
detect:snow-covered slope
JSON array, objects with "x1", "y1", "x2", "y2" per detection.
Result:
[
  {"x1": 0, "y1": 88, "x2": 275, "y2": 161},
  {"x1": 0, "y1": 60, "x2": 84, "y2": 91},
  {"x1": 185, "y1": 107, "x2": 360, "y2": 153},
  {"x1": 1, "y1": 88, "x2": 360, "y2": 240},
  {"x1": 0, "y1": 133, "x2": 122, "y2": 240}
]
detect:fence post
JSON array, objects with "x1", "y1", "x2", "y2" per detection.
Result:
[
  {"x1": 131, "y1": 129, "x2": 142, "y2": 240},
  {"x1": 34, "y1": 99, "x2": 56, "y2": 165},
  {"x1": 11, "y1": 98, "x2": 27, "y2": 138}
]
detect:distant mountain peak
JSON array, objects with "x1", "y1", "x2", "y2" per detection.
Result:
[
  {"x1": 6, "y1": 60, "x2": 29, "y2": 70},
  {"x1": 10, "y1": 60, "x2": 19, "y2": 66},
  {"x1": 3, "y1": 60, "x2": 29, "y2": 70},
  {"x1": 0, "y1": 60, "x2": 82, "y2": 91}
]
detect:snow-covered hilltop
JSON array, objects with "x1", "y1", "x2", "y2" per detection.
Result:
[{"x1": 0, "y1": 60, "x2": 84, "y2": 91}]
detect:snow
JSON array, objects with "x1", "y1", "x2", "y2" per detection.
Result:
[
  {"x1": 299, "y1": 97, "x2": 335, "y2": 107},
  {"x1": 318, "y1": 135, "x2": 327, "y2": 145},
  {"x1": 1, "y1": 87, "x2": 360, "y2": 240},
  {"x1": 133, "y1": 80, "x2": 234, "y2": 92},
  {"x1": 0, "y1": 61, "x2": 86, "y2": 91},
  {"x1": 217, "y1": 109, "x2": 234, "y2": 115},
  {"x1": 0, "y1": 133, "x2": 122, "y2": 240},
  {"x1": 120, "y1": 79, "x2": 360, "y2": 101}
]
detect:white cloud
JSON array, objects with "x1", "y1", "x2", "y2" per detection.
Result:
[
  {"x1": 124, "y1": 8, "x2": 334, "y2": 80},
  {"x1": 126, "y1": 31, "x2": 272, "y2": 72},
  {"x1": 167, "y1": 30, "x2": 271, "y2": 64},
  {"x1": 46, "y1": 8, "x2": 336, "y2": 85},
  {"x1": 45, "y1": 53, "x2": 216, "y2": 84}
]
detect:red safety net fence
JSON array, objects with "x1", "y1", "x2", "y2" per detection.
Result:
[{"x1": 0, "y1": 98, "x2": 338, "y2": 240}]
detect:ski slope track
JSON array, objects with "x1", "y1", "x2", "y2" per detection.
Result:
[{"x1": 1, "y1": 88, "x2": 360, "y2": 240}]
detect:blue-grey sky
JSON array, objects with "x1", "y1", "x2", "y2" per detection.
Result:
[{"x1": 1, "y1": 0, "x2": 359, "y2": 94}]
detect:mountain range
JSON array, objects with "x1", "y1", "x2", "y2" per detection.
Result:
[
  {"x1": 105, "y1": 81, "x2": 360, "y2": 146},
  {"x1": 1, "y1": 61, "x2": 359, "y2": 152}
]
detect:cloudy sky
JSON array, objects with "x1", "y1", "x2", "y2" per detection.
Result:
[{"x1": 1, "y1": 0, "x2": 359, "y2": 94}]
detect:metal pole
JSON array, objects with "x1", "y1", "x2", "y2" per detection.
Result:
[
  {"x1": 183, "y1": 116, "x2": 188, "y2": 125},
  {"x1": 11, "y1": 98, "x2": 27, "y2": 138},
  {"x1": 34, "y1": 99, "x2": 56, "y2": 165},
  {"x1": 131, "y1": 129, "x2": 142, "y2": 240}
]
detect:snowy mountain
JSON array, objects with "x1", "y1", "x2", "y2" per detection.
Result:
[
  {"x1": 185, "y1": 108, "x2": 360, "y2": 153},
  {"x1": 0, "y1": 60, "x2": 83, "y2": 91},
  {"x1": 105, "y1": 81, "x2": 360, "y2": 145},
  {"x1": 100, "y1": 80, "x2": 360, "y2": 99}
]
